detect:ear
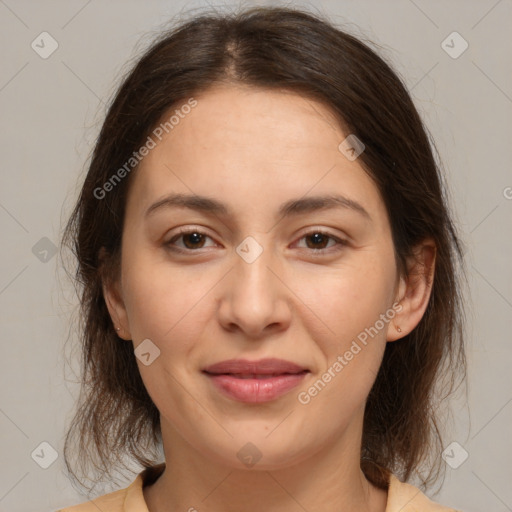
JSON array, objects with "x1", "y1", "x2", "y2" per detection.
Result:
[
  {"x1": 387, "y1": 238, "x2": 436, "y2": 342},
  {"x1": 99, "y1": 246, "x2": 132, "y2": 340}
]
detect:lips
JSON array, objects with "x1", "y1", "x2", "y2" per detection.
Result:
[
  {"x1": 203, "y1": 358, "x2": 310, "y2": 403},
  {"x1": 202, "y1": 358, "x2": 308, "y2": 376}
]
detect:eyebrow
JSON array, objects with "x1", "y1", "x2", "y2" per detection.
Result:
[{"x1": 144, "y1": 192, "x2": 371, "y2": 221}]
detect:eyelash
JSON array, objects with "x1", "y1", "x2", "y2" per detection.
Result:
[{"x1": 165, "y1": 227, "x2": 348, "y2": 256}]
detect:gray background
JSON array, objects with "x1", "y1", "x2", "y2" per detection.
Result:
[{"x1": 0, "y1": 0, "x2": 511, "y2": 511}]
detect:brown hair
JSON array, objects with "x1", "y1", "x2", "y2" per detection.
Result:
[{"x1": 61, "y1": 5, "x2": 467, "y2": 495}]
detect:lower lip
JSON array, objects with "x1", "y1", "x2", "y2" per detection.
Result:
[{"x1": 204, "y1": 372, "x2": 308, "y2": 403}]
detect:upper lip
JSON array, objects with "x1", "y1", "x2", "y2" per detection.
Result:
[{"x1": 203, "y1": 358, "x2": 309, "y2": 375}]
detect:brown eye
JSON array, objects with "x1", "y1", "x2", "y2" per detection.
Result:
[
  {"x1": 303, "y1": 232, "x2": 331, "y2": 250},
  {"x1": 295, "y1": 230, "x2": 347, "y2": 255},
  {"x1": 165, "y1": 228, "x2": 347, "y2": 256},
  {"x1": 165, "y1": 229, "x2": 216, "y2": 252},
  {"x1": 300, "y1": 230, "x2": 347, "y2": 252},
  {"x1": 181, "y1": 231, "x2": 206, "y2": 249}
]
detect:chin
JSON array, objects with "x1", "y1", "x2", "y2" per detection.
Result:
[{"x1": 204, "y1": 436, "x2": 313, "y2": 472}]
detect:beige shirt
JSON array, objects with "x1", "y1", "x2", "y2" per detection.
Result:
[{"x1": 57, "y1": 463, "x2": 462, "y2": 512}]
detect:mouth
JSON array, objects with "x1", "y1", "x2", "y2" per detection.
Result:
[
  {"x1": 202, "y1": 358, "x2": 310, "y2": 403},
  {"x1": 202, "y1": 357, "x2": 309, "y2": 375},
  {"x1": 205, "y1": 371, "x2": 309, "y2": 379}
]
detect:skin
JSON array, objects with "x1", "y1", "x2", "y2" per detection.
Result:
[{"x1": 104, "y1": 83, "x2": 435, "y2": 512}]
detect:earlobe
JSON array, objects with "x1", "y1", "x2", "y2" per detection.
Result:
[
  {"x1": 387, "y1": 238, "x2": 436, "y2": 342},
  {"x1": 103, "y1": 281, "x2": 131, "y2": 340},
  {"x1": 99, "y1": 247, "x2": 131, "y2": 340}
]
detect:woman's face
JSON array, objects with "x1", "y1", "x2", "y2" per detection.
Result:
[{"x1": 106, "y1": 84, "x2": 406, "y2": 470}]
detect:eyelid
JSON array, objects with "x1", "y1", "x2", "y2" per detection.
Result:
[
  {"x1": 165, "y1": 226, "x2": 219, "y2": 249},
  {"x1": 294, "y1": 226, "x2": 348, "y2": 242},
  {"x1": 165, "y1": 225, "x2": 349, "y2": 255},
  {"x1": 291, "y1": 227, "x2": 349, "y2": 255}
]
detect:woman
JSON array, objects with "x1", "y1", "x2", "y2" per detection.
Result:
[{"x1": 58, "y1": 6, "x2": 466, "y2": 511}]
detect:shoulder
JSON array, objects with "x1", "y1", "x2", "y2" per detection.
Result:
[
  {"x1": 387, "y1": 473, "x2": 463, "y2": 512},
  {"x1": 56, "y1": 474, "x2": 144, "y2": 512},
  {"x1": 56, "y1": 463, "x2": 164, "y2": 512}
]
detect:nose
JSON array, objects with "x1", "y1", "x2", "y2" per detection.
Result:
[{"x1": 216, "y1": 242, "x2": 292, "y2": 339}]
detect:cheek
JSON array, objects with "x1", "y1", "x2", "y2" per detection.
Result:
[
  {"x1": 120, "y1": 253, "x2": 211, "y2": 407},
  {"x1": 294, "y1": 264, "x2": 392, "y2": 425},
  {"x1": 120, "y1": 245, "x2": 205, "y2": 347},
  {"x1": 296, "y1": 252, "x2": 396, "y2": 343}
]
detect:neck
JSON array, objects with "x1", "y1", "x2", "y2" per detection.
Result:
[{"x1": 143, "y1": 411, "x2": 388, "y2": 512}]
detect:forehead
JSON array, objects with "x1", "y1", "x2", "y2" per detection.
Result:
[
  {"x1": 162, "y1": 85, "x2": 344, "y2": 155},
  {"x1": 125, "y1": 84, "x2": 385, "y2": 224}
]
